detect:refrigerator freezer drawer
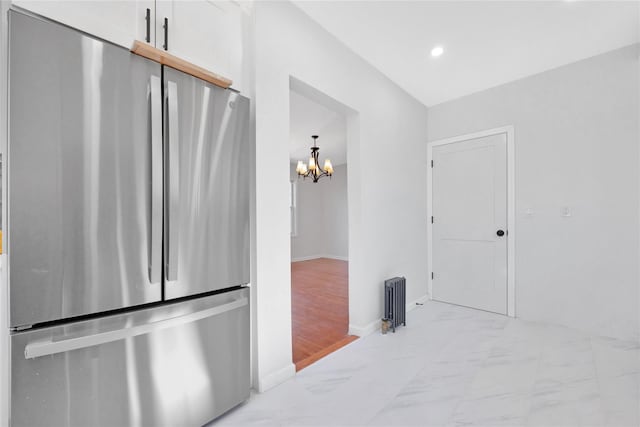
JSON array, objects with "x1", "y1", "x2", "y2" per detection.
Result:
[{"x1": 10, "y1": 288, "x2": 250, "y2": 427}]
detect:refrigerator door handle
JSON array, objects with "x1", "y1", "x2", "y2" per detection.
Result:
[
  {"x1": 166, "y1": 80, "x2": 180, "y2": 282},
  {"x1": 149, "y1": 75, "x2": 163, "y2": 284},
  {"x1": 24, "y1": 296, "x2": 248, "y2": 359}
]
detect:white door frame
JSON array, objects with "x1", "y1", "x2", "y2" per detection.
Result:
[{"x1": 427, "y1": 126, "x2": 516, "y2": 317}]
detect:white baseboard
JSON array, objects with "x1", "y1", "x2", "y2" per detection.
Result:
[
  {"x1": 291, "y1": 254, "x2": 349, "y2": 262},
  {"x1": 348, "y1": 294, "x2": 429, "y2": 338},
  {"x1": 348, "y1": 319, "x2": 380, "y2": 337},
  {"x1": 323, "y1": 254, "x2": 349, "y2": 261},
  {"x1": 257, "y1": 363, "x2": 296, "y2": 393},
  {"x1": 291, "y1": 255, "x2": 321, "y2": 262},
  {"x1": 408, "y1": 294, "x2": 429, "y2": 312}
]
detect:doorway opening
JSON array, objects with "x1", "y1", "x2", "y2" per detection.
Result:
[{"x1": 289, "y1": 82, "x2": 357, "y2": 371}]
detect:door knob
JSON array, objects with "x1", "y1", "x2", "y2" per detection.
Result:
[{"x1": 496, "y1": 229, "x2": 505, "y2": 237}]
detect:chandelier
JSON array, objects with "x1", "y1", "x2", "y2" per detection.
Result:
[{"x1": 295, "y1": 135, "x2": 333, "y2": 183}]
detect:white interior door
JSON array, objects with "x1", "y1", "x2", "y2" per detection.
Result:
[{"x1": 432, "y1": 133, "x2": 508, "y2": 314}]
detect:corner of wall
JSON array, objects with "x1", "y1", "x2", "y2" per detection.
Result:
[
  {"x1": 348, "y1": 319, "x2": 379, "y2": 337},
  {"x1": 257, "y1": 363, "x2": 296, "y2": 393},
  {"x1": 408, "y1": 294, "x2": 429, "y2": 311},
  {"x1": 348, "y1": 293, "x2": 428, "y2": 338}
]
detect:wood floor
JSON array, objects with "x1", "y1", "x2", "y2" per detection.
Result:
[{"x1": 291, "y1": 258, "x2": 358, "y2": 371}]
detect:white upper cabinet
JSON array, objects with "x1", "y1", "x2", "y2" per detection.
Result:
[
  {"x1": 11, "y1": 0, "x2": 154, "y2": 48},
  {"x1": 11, "y1": 0, "x2": 249, "y2": 93},
  {"x1": 155, "y1": 0, "x2": 247, "y2": 92}
]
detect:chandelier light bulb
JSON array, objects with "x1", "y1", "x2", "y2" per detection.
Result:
[{"x1": 324, "y1": 159, "x2": 333, "y2": 174}]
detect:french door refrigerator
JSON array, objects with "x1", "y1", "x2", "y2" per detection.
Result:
[{"x1": 7, "y1": 9, "x2": 250, "y2": 427}]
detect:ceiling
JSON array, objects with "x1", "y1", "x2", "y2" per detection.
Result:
[
  {"x1": 289, "y1": 90, "x2": 347, "y2": 166},
  {"x1": 293, "y1": 1, "x2": 640, "y2": 107}
]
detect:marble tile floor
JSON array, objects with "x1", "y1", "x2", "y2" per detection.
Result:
[{"x1": 211, "y1": 301, "x2": 640, "y2": 427}]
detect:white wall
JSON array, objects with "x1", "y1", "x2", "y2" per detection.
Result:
[
  {"x1": 323, "y1": 164, "x2": 349, "y2": 260},
  {"x1": 253, "y1": 1, "x2": 429, "y2": 391},
  {"x1": 291, "y1": 163, "x2": 348, "y2": 261},
  {"x1": 290, "y1": 165, "x2": 326, "y2": 260},
  {"x1": 427, "y1": 45, "x2": 640, "y2": 342}
]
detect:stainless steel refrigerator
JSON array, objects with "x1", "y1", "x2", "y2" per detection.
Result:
[{"x1": 7, "y1": 9, "x2": 250, "y2": 427}]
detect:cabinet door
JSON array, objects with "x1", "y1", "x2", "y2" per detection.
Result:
[
  {"x1": 156, "y1": 0, "x2": 247, "y2": 92},
  {"x1": 11, "y1": 0, "x2": 154, "y2": 48}
]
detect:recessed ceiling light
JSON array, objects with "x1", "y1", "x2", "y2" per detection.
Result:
[{"x1": 431, "y1": 45, "x2": 444, "y2": 57}]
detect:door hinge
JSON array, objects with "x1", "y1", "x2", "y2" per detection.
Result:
[
  {"x1": 431, "y1": 160, "x2": 434, "y2": 168},
  {"x1": 431, "y1": 216, "x2": 434, "y2": 224},
  {"x1": 431, "y1": 272, "x2": 434, "y2": 280}
]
